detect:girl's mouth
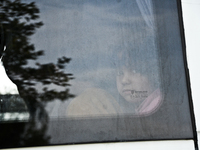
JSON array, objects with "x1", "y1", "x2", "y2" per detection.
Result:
[
  {"x1": 122, "y1": 89, "x2": 135, "y2": 95},
  {"x1": 123, "y1": 89, "x2": 148, "y2": 98}
]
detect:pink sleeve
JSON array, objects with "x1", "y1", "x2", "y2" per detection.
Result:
[{"x1": 136, "y1": 89, "x2": 162, "y2": 116}]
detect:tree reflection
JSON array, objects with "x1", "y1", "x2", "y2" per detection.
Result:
[{"x1": 0, "y1": 0, "x2": 74, "y2": 147}]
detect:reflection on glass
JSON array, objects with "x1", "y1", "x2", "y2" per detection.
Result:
[
  {"x1": 0, "y1": 0, "x2": 194, "y2": 148},
  {"x1": 0, "y1": 0, "x2": 74, "y2": 147},
  {"x1": 0, "y1": 0, "x2": 163, "y2": 119},
  {"x1": 65, "y1": 0, "x2": 162, "y2": 117},
  {"x1": 0, "y1": 0, "x2": 74, "y2": 119}
]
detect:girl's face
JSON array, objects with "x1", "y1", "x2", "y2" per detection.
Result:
[{"x1": 116, "y1": 66, "x2": 152, "y2": 104}]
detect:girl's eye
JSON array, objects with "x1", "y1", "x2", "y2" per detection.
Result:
[
  {"x1": 117, "y1": 70, "x2": 124, "y2": 76},
  {"x1": 132, "y1": 69, "x2": 136, "y2": 74}
]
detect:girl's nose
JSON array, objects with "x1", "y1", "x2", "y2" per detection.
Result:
[{"x1": 121, "y1": 72, "x2": 131, "y2": 85}]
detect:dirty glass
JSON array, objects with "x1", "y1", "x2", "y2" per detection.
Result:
[{"x1": 0, "y1": 0, "x2": 195, "y2": 148}]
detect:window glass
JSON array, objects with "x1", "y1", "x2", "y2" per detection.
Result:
[{"x1": 0, "y1": 0, "x2": 195, "y2": 148}]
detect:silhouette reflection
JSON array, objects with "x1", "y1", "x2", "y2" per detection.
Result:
[{"x1": 0, "y1": 0, "x2": 73, "y2": 147}]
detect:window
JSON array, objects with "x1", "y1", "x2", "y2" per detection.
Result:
[{"x1": 0, "y1": 0, "x2": 197, "y2": 149}]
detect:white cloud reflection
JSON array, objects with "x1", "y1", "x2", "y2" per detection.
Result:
[
  {"x1": 28, "y1": 0, "x2": 155, "y2": 96},
  {"x1": 0, "y1": 62, "x2": 18, "y2": 94}
]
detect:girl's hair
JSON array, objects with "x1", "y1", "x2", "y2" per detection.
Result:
[{"x1": 112, "y1": 36, "x2": 161, "y2": 90}]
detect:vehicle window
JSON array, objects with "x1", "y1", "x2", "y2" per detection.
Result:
[{"x1": 0, "y1": 0, "x2": 196, "y2": 149}]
